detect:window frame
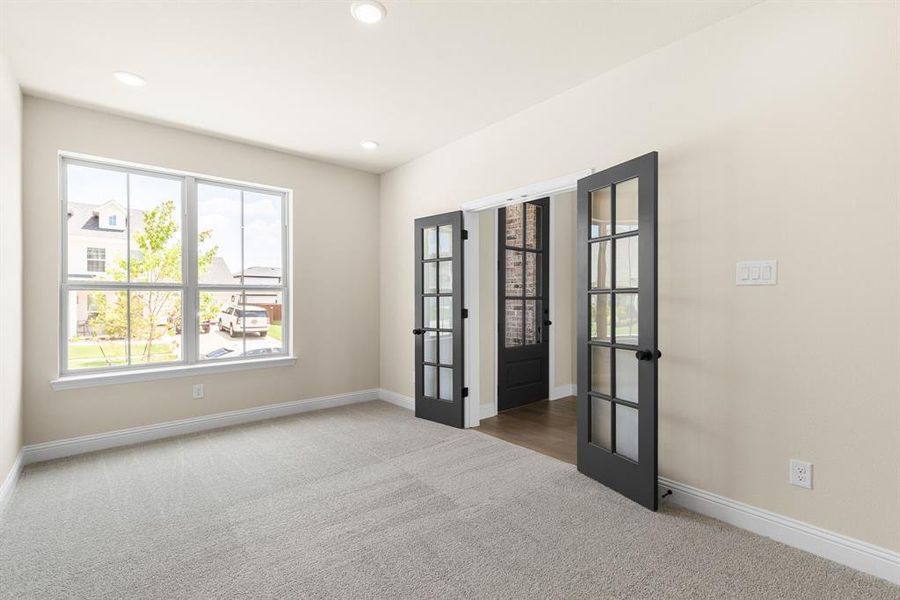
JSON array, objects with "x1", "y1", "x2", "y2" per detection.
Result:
[{"x1": 58, "y1": 153, "x2": 292, "y2": 382}]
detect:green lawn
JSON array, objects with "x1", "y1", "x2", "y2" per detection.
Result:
[
  {"x1": 269, "y1": 321, "x2": 282, "y2": 342},
  {"x1": 68, "y1": 340, "x2": 177, "y2": 369}
]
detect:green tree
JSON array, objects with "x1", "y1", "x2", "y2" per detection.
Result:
[{"x1": 89, "y1": 199, "x2": 217, "y2": 362}]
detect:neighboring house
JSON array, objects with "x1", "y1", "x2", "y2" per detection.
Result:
[
  {"x1": 234, "y1": 266, "x2": 283, "y2": 321},
  {"x1": 67, "y1": 201, "x2": 145, "y2": 337}
]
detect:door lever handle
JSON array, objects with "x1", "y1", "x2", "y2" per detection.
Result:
[
  {"x1": 412, "y1": 328, "x2": 424, "y2": 335},
  {"x1": 543, "y1": 320, "x2": 552, "y2": 326},
  {"x1": 635, "y1": 349, "x2": 662, "y2": 361}
]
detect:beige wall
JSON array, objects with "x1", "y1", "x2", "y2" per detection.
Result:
[
  {"x1": 380, "y1": 1, "x2": 900, "y2": 551},
  {"x1": 0, "y1": 53, "x2": 23, "y2": 484},
  {"x1": 23, "y1": 97, "x2": 380, "y2": 445}
]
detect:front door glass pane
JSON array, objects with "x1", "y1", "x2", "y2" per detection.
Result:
[
  {"x1": 505, "y1": 204, "x2": 523, "y2": 247},
  {"x1": 525, "y1": 300, "x2": 539, "y2": 345},
  {"x1": 525, "y1": 203, "x2": 541, "y2": 249},
  {"x1": 615, "y1": 349, "x2": 638, "y2": 404},
  {"x1": 505, "y1": 250, "x2": 523, "y2": 296},
  {"x1": 505, "y1": 300, "x2": 523, "y2": 347},
  {"x1": 525, "y1": 252, "x2": 539, "y2": 296},
  {"x1": 615, "y1": 404, "x2": 639, "y2": 461}
]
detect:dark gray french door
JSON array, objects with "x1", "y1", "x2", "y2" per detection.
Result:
[
  {"x1": 497, "y1": 198, "x2": 550, "y2": 411},
  {"x1": 413, "y1": 211, "x2": 465, "y2": 428},
  {"x1": 576, "y1": 152, "x2": 659, "y2": 510}
]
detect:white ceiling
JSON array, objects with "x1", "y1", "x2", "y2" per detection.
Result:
[{"x1": 0, "y1": 1, "x2": 756, "y2": 173}]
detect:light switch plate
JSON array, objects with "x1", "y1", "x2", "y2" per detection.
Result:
[{"x1": 736, "y1": 260, "x2": 777, "y2": 285}]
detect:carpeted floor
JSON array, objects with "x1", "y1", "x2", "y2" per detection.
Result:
[{"x1": 0, "y1": 400, "x2": 895, "y2": 599}]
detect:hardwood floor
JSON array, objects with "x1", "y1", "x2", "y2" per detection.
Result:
[{"x1": 474, "y1": 396, "x2": 576, "y2": 465}]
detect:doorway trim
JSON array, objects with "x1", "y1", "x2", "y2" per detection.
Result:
[{"x1": 461, "y1": 169, "x2": 591, "y2": 426}]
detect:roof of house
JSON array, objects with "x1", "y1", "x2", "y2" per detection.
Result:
[
  {"x1": 234, "y1": 266, "x2": 282, "y2": 278},
  {"x1": 200, "y1": 256, "x2": 234, "y2": 285},
  {"x1": 67, "y1": 201, "x2": 145, "y2": 239}
]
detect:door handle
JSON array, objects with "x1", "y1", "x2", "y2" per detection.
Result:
[
  {"x1": 543, "y1": 320, "x2": 552, "y2": 326},
  {"x1": 635, "y1": 349, "x2": 662, "y2": 361},
  {"x1": 412, "y1": 329, "x2": 424, "y2": 335}
]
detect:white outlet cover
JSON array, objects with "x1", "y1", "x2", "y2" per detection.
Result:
[
  {"x1": 789, "y1": 459, "x2": 813, "y2": 489},
  {"x1": 192, "y1": 383, "x2": 204, "y2": 399},
  {"x1": 736, "y1": 260, "x2": 777, "y2": 286}
]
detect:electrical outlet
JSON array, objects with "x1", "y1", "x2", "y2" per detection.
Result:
[
  {"x1": 192, "y1": 384, "x2": 204, "y2": 400},
  {"x1": 789, "y1": 459, "x2": 812, "y2": 489}
]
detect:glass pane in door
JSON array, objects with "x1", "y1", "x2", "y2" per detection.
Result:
[
  {"x1": 438, "y1": 261, "x2": 452, "y2": 293},
  {"x1": 591, "y1": 294, "x2": 611, "y2": 342},
  {"x1": 590, "y1": 186, "x2": 612, "y2": 238},
  {"x1": 505, "y1": 204, "x2": 523, "y2": 247},
  {"x1": 439, "y1": 367, "x2": 453, "y2": 400},
  {"x1": 615, "y1": 349, "x2": 639, "y2": 404},
  {"x1": 615, "y1": 405, "x2": 639, "y2": 461},
  {"x1": 525, "y1": 203, "x2": 542, "y2": 249},
  {"x1": 615, "y1": 293, "x2": 638, "y2": 345},
  {"x1": 505, "y1": 251, "x2": 523, "y2": 296},
  {"x1": 423, "y1": 227, "x2": 438, "y2": 259},
  {"x1": 590, "y1": 241, "x2": 612, "y2": 289},
  {"x1": 615, "y1": 178, "x2": 639, "y2": 234},
  {"x1": 438, "y1": 332, "x2": 452, "y2": 366},
  {"x1": 424, "y1": 297, "x2": 438, "y2": 329},
  {"x1": 590, "y1": 346, "x2": 611, "y2": 394},
  {"x1": 615, "y1": 236, "x2": 639, "y2": 288},
  {"x1": 424, "y1": 332, "x2": 437, "y2": 363},
  {"x1": 438, "y1": 225, "x2": 453, "y2": 257},
  {"x1": 590, "y1": 397, "x2": 612, "y2": 450},
  {"x1": 524, "y1": 300, "x2": 539, "y2": 345},
  {"x1": 423, "y1": 262, "x2": 437, "y2": 294},
  {"x1": 505, "y1": 300, "x2": 523, "y2": 347},
  {"x1": 424, "y1": 365, "x2": 437, "y2": 398},
  {"x1": 525, "y1": 252, "x2": 539, "y2": 296}
]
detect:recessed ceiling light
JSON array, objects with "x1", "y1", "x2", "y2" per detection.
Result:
[
  {"x1": 351, "y1": 1, "x2": 386, "y2": 24},
  {"x1": 360, "y1": 140, "x2": 379, "y2": 150},
  {"x1": 113, "y1": 71, "x2": 146, "y2": 87}
]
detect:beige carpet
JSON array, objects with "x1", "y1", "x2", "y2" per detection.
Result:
[{"x1": 0, "y1": 400, "x2": 895, "y2": 599}]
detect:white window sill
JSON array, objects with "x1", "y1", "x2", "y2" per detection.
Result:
[{"x1": 51, "y1": 356, "x2": 297, "y2": 391}]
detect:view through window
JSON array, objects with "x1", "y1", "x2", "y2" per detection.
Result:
[{"x1": 61, "y1": 157, "x2": 289, "y2": 375}]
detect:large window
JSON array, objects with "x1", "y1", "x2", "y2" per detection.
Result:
[{"x1": 61, "y1": 156, "x2": 290, "y2": 376}]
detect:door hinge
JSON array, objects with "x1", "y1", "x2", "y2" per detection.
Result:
[
  {"x1": 462, "y1": 308, "x2": 469, "y2": 318},
  {"x1": 462, "y1": 387, "x2": 469, "y2": 397},
  {"x1": 462, "y1": 229, "x2": 469, "y2": 240}
]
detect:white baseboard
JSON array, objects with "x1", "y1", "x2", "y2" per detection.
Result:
[
  {"x1": 378, "y1": 389, "x2": 414, "y2": 411},
  {"x1": 0, "y1": 450, "x2": 24, "y2": 514},
  {"x1": 550, "y1": 384, "x2": 576, "y2": 400},
  {"x1": 479, "y1": 403, "x2": 497, "y2": 420},
  {"x1": 658, "y1": 476, "x2": 900, "y2": 585},
  {"x1": 22, "y1": 388, "x2": 380, "y2": 465}
]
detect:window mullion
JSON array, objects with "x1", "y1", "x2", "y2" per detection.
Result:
[{"x1": 183, "y1": 176, "x2": 199, "y2": 365}]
